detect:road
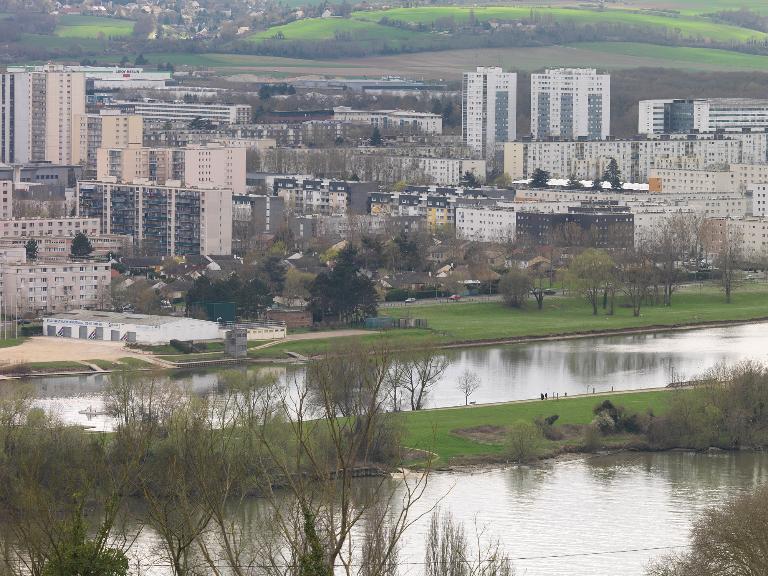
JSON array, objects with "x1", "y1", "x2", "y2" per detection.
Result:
[{"x1": 379, "y1": 294, "x2": 503, "y2": 309}]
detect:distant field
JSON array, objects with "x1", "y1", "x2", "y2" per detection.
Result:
[
  {"x1": 248, "y1": 17, "x2": 415, "y2": 42},
  {"x1": 617, "y1": 0, "x2": 768, "y2": 15},
  {"x1": 55, "y1": 14, "x2": 134, "y2": 38},
  {"x1": 351, "y1": 6, "x2": 766, "y2": 42},
  {"x1": 132, "y1": 42, "x2": 768, "y2": 79}
]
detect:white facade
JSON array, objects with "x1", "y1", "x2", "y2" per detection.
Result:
[
  {"x1": 333, "y1": 107, "x2": 442, "y2": 134},
  {"x1": 649, "y1": 164, "x2": 768, "y2": 194},
  {"x1": 117, "y1": 101, "x2": 252, "y2": 125},
  {"x1": 0, "y1": 180, "x2": 11, "y2": 219},
  {"x1": 503, "y1": 134, "x2": 768, "y2": 182},
  {"x1": 462, "y1": 67, "x2": 517, "y2": 159},
  {"x1": 43, "y1": 311, "x2": 221, "y2": 344},
  {"x1": 0, "y1": 217, "x2": 100, "y2": 238},
  {"x1": 639, "y1": 99, "x2": 768, "y2": 135},
  {"x1": 456, "y1": 206, "x2": 517, "y2": 242},
  {"x1": 531, "y1": 68, "x2": 610, "y2": 140}
]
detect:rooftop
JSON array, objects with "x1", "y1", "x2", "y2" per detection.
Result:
[{"x1": 46, "y1": 310, "x2": 190, "y2": 326}]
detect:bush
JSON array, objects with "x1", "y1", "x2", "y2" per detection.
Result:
[
  {"x1": 535, "y1": 414, "x2": 563, "y2": 440},
  {"x1": 582, "y1": 424, "x2": 602, "y2": 452},
  {"x1": 499, "y1": 269, "x2": 531, "y2": 308},
  {"x1": 385, "y1": 289, "x2": 410, "y2": 302},
  {"x1": 20, "y1": 324, "x2": 42, "y2": 336},
  {"x1": 506, "y1": 420, "x2": 544, "y2": 463},
  {"x1": 169, "y1": 339, "x2": 196, "y2": 354}
]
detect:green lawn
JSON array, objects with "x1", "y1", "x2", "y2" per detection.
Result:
[
  {"x1": 86, "y1": 359, "x2": 121, "y2": 370},
  {"x1": 248, "y1": 17, "x2": 416, "y2": 42},
  {"x1": 24, "y1": 361, "x2": 88, "y2": 373},
  {"x1": 0, "y1": 337, "x2": 27, "y2": 349},
  {"x1": 116, "y1": 357, "x2": 155, "y2": 369},
  {"x1": 251, "y1": 285, "x2": 768, "y2": 359},
  {"x1": 352, "y1": 6, "x2": 766, "y2": 42},
  {"x1": 400, "y1": 389, "x2": 673, "y2": 462},
  {"x1": 54, "y1": 15, "x2": 134, "y2": 38}
]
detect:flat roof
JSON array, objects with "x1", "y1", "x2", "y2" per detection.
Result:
[{"x1": 45, "y1": 310, "x2": 199, "y2": 327}]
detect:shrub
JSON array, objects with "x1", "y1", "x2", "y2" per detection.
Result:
[
  {"x1": 385, "y1": 289, "x2": 410, "y2": 302},
  {"x1": 582, "y1": 424, "x2": 602, "y2": 452},
  {"x1": 535, "y1": 414, "x2": 563, "y2": 440},
  {"x1": 506, "y1": 420, "x2": 543, "y2": 463},
  {"x1": 169, "y1": 339, "x2": 195, "y2": 354}
]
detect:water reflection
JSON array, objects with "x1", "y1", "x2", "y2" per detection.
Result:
[{"x1": 10, "y1": 322, "x2": 768, "y2": 428}]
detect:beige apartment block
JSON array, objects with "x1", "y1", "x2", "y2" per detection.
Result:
[
  {"x1": 45, "y1": 69, "x2": 86, "y2": 165},
  {"x1": 649, "y1": 164, "x2": 768, "y2": 194},
  {"x1": 96, "y1": 143, "x2": 246, "y2": 194},
  {"x1": 73, "y1": 111, "x2": 143, "y2": 173},
  {"x1": 0, "y1": 259, "x2": 111, "y2": 315}
]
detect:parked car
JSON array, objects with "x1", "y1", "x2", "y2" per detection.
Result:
[
  {"x1": 404, "y1": 297, "x2": 416, "y2": 303},
  {"x1": 448, "y1": 294, "x2": 462, "y2": 301}
]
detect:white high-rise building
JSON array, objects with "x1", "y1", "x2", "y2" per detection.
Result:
[
  {"x1": 531, "y1": 68, "x2": 610, "y2": 140},
  {"x1": 0, "y1": 65, "x2": 85, "y2": 164},
  {"x1": 638, "y1": 98, "x2": 768, "y2": 135},
  {"x1": 462, "y1": 67, "x2": 517, "y2": 160}
]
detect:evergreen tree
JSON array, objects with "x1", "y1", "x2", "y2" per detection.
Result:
[
  {"x1": 370, "y1": 127, "x2": 382, "y2": 146},
  {"x1": 309, "y1": 245, "x2": 378, "y2": 323},
  {"x1": 602, "y1": 157, "x2": 623, "y2": 190},
  {"x1": 24, "y1": 238, "x2": 38, "y2": 261},
  {"x1": 70, "y1": 232, "x2": 93, "y2": 258},
  {"x1": 567, "y1": 174, "x2": 583, "y2": 189},
  {"x1": 529, "y1": 168, "x2": 550, "y2": 188}
]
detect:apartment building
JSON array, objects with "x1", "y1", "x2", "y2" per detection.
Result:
[
  {"x1": 531, "y1": 68, "x2": 610, "y2": 140},
  {"x1": 0, "y1": 180, "x2": 11, "y2": 219},
  {"x1": 110, "y1": 100, "x2": 252, "y2": 125},
  {"x1": 0, "y1": 217, "x2": 100, "y2": 239},
  {"x1": 350, "y1": 153, "x2": 486, "y2": 186},
  {"x1": 456, "y1": 206, "x2": 517, "y2": 242},
  {"x1": 516, "y1": 203, "x2": 634, "y2": 248},
  {"x1": 0, "y1": 234, "x2": 129, "y2": 260},
  {"x1": 503, "y1": 133, "x2": 768, "y2": 182},
  {"x1": 273, "y1": 177, "x2": 377, "y2": 215},
  {"x1": 0, "y1": 258, "x2": 111, "y2": 315},
  {"x1": 78, "y1": 181, "x2": 232, "y2": 256},
  {"x1": 332, "y1": 107, "x2": 442, "y2": 134},
  {"x1": 0, "y1": 65, "x2": 86, "y2": 164},
  {"x1": 649, "y1": 164, "x2": 768, "y2": 194},
  {"x1": 462, "y1": 67, "x2": 517, "y2": 159},
  {"x1": 639, "y1": 98, "x2": 768, "y2": 135},
  {"x1": 96, "y1": 143, "x2": 246, "y2": 194},
  {"x1": 72, "y1": 111, "x2": 144, "y2": 175}
]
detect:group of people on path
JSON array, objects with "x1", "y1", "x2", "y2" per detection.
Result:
[{"x1": 540, "y1": 392, "x2": 565, "y2": 400}]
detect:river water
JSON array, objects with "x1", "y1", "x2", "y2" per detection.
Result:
[
  {"x1": 9, "y1": 322, "x2": 768, "y2": 574},
  {"x1": 11, "y1": 321, "x2": 768, "y2": 430}
]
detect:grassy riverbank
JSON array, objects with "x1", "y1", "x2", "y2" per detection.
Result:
[
  {"x1": 250, "y1": 284, "x2": 768, "y2": 359},
  {"x1": 399, "y1": 389, "x2": 674, "y2": 464}
]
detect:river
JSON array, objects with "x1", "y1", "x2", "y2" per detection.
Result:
[
  {"x1": 11, "y1": 321, "x2": 768, "y2": 430},
  {"x1": 8, "y1": 322, "x2": 768, "y2": 574}
]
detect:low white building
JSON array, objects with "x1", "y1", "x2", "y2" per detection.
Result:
[
  {"x1": 333, "y1": 106, "x2": 442, "y2": 134},
  {"x1": 43, "y1": 310, "x2": 222, "y2": 344}
]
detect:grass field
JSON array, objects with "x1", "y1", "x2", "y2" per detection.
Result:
[
  {"x1": 0, "y1": 337, "x2": 27, "y2": 349},
  {"x1": 250, "y1": 284, "x2": 768, "y2": 359},
  {"x1": 351, "y1": 6, "x2": 766, "y2": 42},
  {"x1": 400, "y1": 389, "x2": 673, "y2": 462},
  {"x1": 54, "y1": 15, "x2": 134, "y2": 38},
  {"x1": 248, "y1": 17, "x2": 415, "y2": 42}
]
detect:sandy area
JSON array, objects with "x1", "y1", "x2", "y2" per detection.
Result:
[{"x1": 0, "y1": 337, "x2": 150, "y2": 364}]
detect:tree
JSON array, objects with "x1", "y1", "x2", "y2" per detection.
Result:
[
  {"x1": 499, "y1": 269, "x2": 531, "y2": 308},
  {"x1": 457, "y1": 369, "x2": 480, "y2": 406},
  {"x1": 617, "y1": 249, "x2": 654, "y2": 317},
  {"x1": 647, "y1": 483, "x2": 768, "y2": 576},
  {"x1": 567, "y1": 249, "x2": 615, "y2": 315},
  {"x1": 529, "y1": 168, "x2": 550, "y2": 189},
  {"x1": 370, "y1": 127, "x2": 383, "y2": 146},
  {"x1": 713, "y1": 221, "x2": 744, "y2": 303},
  {"x1": 24, "y1": 239, "x2": 38, "y2": 261},
  {"x1": 506, "y1": 420, "x2": 544, "y2": 463},
  {"x1": 528, "y1": 261, "x2": 550, "y2": 310},
  {"x1": 566, "y1": 174, "x2": 583, "y2": 189},
  {"x1": 70, "y1": 232, "x2": 93, "y2": 258},
  {"x1": 392, "y1": 350, "x2": 449, "y2": 411},
  {"x1": 602, "y1": 157, "x2": 622, "y2": 190},
  {"x1": 309, "y1": 245, "x2": 378, "y2": 323},
  {"x1": 462, "y1": 170, "x2": 479, "y2": 188}
]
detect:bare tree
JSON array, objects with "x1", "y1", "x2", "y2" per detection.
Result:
[
  {"x1": 457, "y1": 370, "x2": 481, "y2": 406},
  {"x1": 712, "y1": 220, "x2": 744, "y2": 303},
  {"x1": 617, "y1": 248, "x2": 654, "y2": 317},
  {"x1": 647, "y1": 483, "x2": 768, "y2": 576},
  {"x1": 394, "y1": 351, "x2": 450, "y2": 411}
]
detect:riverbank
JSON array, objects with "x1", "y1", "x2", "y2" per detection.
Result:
[
  {"x1": 398, "y1": 388, "x2": 675, "y2": 465},
  {"x1": 249, "y1": 284, "x2": 768, "y2": 359}
]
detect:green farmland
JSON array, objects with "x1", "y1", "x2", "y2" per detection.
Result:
[
  {"x1": 351, "y1": 6, "x2": 766, "y2": 43},
  {"x1": 248, "y1": 17, "x2": 414, "y2": 42},
  {"x1": 54, "y1": 15, "x2": 134, "y2": 38}
]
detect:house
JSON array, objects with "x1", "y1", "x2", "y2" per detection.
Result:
[{"x1": 380, "y1": 271, "x2": 434, "y2": 292}]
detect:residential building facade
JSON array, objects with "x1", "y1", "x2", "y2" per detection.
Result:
[
  {"x1": 78, "y1": 181, "x2": 232, "y2": 256},
  {"x1": 531, "y1": 68, "x2": 610, "y2": 140},
  {"x1": 462, "y1": 67, "x2": 517, "y2": 159},
  {"x1": 639, "y1": 98, "x2": 768, "y2": 135},
  {"x1": 332, "y1": 107, "x2": 442, "y2": 134}
]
